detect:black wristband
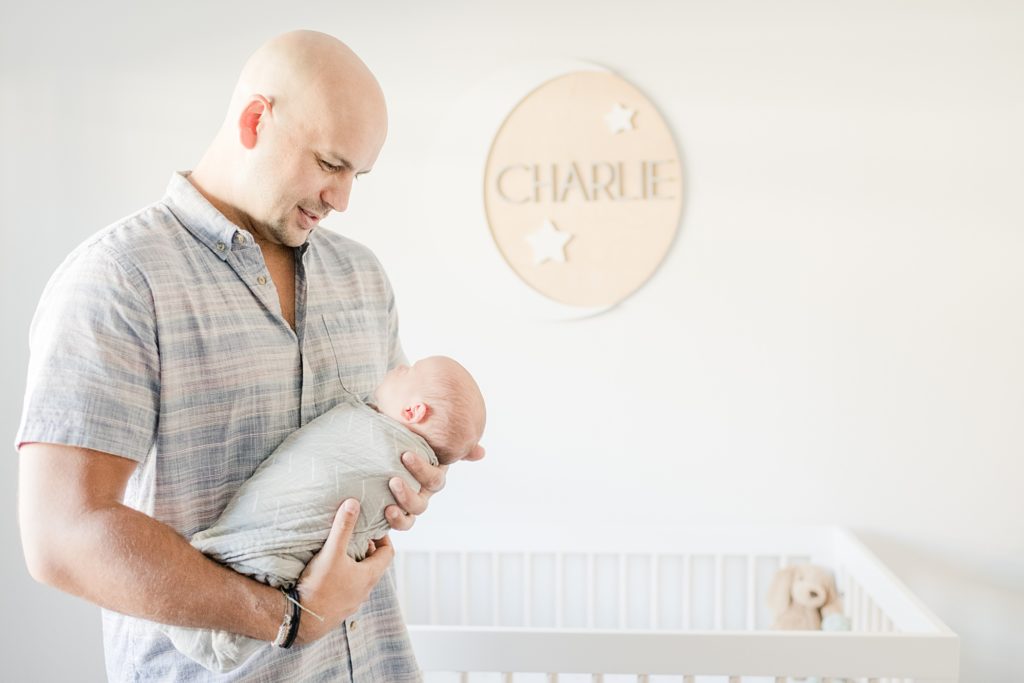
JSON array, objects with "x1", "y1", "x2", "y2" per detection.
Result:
[{"x1": 281, "y1": 587, "x2": 301, "y2": 649}]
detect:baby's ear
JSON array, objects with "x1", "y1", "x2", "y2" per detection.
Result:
[
  {"x1": 403, "y1": 402, "x2": 428, "y2": 424},
  {"x1": 464, "y1": 444, "x2": 486, "y2": 461}
]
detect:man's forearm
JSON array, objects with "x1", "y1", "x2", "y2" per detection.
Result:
[
  {"x1": 28, "y1": 502, "x2": 282, "y2": 640},
  {"x1": 19, "y1": 441, "x2": 397, "y2": 647}
]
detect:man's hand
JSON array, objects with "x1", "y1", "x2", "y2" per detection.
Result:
[
  {"x1": 294, "y1": 499, "x2": 394, "y2": 645},
  {"x1": 385, "y1": 451, "x2": 448, "y2": 531}
]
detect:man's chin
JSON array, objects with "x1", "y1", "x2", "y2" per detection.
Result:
[
  {"x1": 275, "y1": 220, "x2": 315, "y2": 248},
  {"x1": 289, "y1": 226, "x2": 315, "y2": 247}
]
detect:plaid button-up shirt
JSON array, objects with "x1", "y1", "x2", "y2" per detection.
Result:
[{"x1": 17, "y1": 172, "x2": 420, "y2": 682}]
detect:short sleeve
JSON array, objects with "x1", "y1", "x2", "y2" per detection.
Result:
[{"x1": 15, "y1": 244, "x2": 159, "y2": 462}]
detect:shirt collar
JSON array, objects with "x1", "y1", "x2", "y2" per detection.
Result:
[
  {"x1": 161, "y1": 171, "x2": 250, "y2": 261},
  {"x1": 162, "y1": 171, "x2": 312, "y2": 259}
]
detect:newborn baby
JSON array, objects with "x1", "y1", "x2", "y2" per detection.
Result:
[{"x1": 163, "y1": 355, "x2": 486, "y2": 672}]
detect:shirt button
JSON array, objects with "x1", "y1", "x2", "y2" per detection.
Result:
[
  {"x1": 257, "y1": 275, "x2": 267, "y2": 286},
  {"x1": 349, "y1": 620, "x2": 358, "y2": 632},
  {"x1": 234, "y1": 233, "x2": 245, "y2": 245},
  {"x1": 216, "y1": 242, "x2": 226, "y2": 252}
]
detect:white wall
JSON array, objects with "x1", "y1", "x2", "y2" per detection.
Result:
[{"x1": 2, "y1": 1, "x2": 1021, "y2": 681}]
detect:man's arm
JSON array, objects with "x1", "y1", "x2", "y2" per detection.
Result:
[{"x1": 18, "y1": 442, "x2": 391, "y2": 644}]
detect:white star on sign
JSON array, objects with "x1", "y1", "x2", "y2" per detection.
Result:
[
  {"x1": 526, "y1": 218, "x2": 573, "y2": 265},
  {"x1": 604, "y1": 102, "x2": 636, "y2": 134}
]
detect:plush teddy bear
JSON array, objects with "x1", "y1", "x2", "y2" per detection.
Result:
[{"x1": 766, "y1": 563, "x2": 845, "y2": 630}]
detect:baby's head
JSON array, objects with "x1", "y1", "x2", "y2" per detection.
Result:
[{"x1": 371, "y1": 356, "x2": 486, "y2": 465}]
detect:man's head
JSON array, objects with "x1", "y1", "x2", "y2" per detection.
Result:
[
  {"x1": 195, "y1": 30, "x2": 387, "y2": 246},
  {"x1": 372, "y1": 356, "x2": 487, "y2": 465}
]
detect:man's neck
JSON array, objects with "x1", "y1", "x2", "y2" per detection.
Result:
[{"x1": 186, "y1": 168, "x2": 253, "y2": 231}]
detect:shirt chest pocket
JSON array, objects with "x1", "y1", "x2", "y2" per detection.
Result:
[{"x1": 321, "y1": 309, "x2": 389, "y2": 400}]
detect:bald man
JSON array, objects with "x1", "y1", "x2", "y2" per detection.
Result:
[{"x1": 17, "y1": 31, "x2": 445, "y2": 681}]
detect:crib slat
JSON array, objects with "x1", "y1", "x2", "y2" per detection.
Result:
[
  {"x1": 859, "y1": 581, "x2": 869, "y2": 632},
  {"x1": 650, "y1": 553, "x2": 659, "y2": 628},
  {"x1": 587, "y1": 553, "x2": 595, "y2": 628},
  {"x1": 614, "y1": 552, "x2": 622, "y2": 626},
  {"x1": 492, "y1": 551, "x2": 500, "y2": 626},
  {"x1": 524, "y1": 551, "x2": 532, "y2": 627},
  {"x1": 850, "y1": 580, "x2": 860, "y2": 630},
  {"x1": 714, "y1": 554, "x2": 724, "y2": 630},
  {"x1": 430, "y1": 552, "x2": 439, "y2": 624},
  {"x1": 555, "y1": 552, "x2": 564, "y2": 627},
  {"x1": 460, "y1": 552, "x2": 469, "y2": 625},
  {"x1": 746, "y1": 554, "x2": 757, "y2": 630},
  {"x1": 618, "y1": 553, "x2": 627, "y2": 629},
  {"x1": 682, "y1": 554, "x2": 692, "y2": 629}
]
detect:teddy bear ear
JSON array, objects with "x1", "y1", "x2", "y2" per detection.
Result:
[
  {"x1": 766, "y1": 565, "x2": 796, "y2": 616},
  {"x1": 822, "y1": 569, "x2": 843, "y2": 613}
]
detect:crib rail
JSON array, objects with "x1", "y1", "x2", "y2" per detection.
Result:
[
  {"x1": 395, "y1": 526, "x2": 959, "y2": 683},
  {"x1": 410, "y1": 627, "x2": 956, "y2": 680}
]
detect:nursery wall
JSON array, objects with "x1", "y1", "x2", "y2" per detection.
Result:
[{"x1": 2, "y1": 1, "x2": 1021, "y2": 681}]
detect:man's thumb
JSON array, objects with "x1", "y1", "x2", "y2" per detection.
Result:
[{"x1": 323, "y1": 498, "x2": 360, "y2": 557}]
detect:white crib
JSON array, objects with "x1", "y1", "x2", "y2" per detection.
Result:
[{"x1": 394, "y1": 525, "x2": 959, "y2": 683}]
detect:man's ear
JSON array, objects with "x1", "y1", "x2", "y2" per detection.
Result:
[
  {"x1": 464, "y1": 444, "x2": 486, "y2": 461},
  {"x1": 239, "y1": 94, "x2": 272, "y2": 149},
  {"x1": 402, "y1": 402, "x2": 428, "y2": 424}
]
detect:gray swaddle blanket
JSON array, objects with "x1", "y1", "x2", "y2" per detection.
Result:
[{"x1": 161, "y1": 395, "x2": 436, "y2": 672}]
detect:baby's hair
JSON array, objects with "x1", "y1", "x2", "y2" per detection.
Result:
[{"x1": 420, "y1": 360, "x2": 486, "y2": 465}]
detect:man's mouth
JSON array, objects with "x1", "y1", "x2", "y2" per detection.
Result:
[{"x1": 298, "y1": 207, "x2": 321, "y2": 228}]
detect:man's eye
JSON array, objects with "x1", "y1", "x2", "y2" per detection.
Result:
[{"x1": 318, "y1": 159, "x2": 341, "y2": 173}]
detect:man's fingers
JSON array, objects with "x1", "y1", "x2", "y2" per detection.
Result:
[
  {"x1": 388, "y1": 476, "x2": 428, "y2": 517},
  {"x1": 384, "y1": 503, "x2": 415, "y2": 531},
  {"x1": 322, "y1": 498, "x2": 360, "y2": 557},
  {"x1": 357, "y1": 536, "x2": 395, "y2": 578},
  {"x1": 401, "y1": 451, "x2": 447, "y2": 493},
  {"x1": 384, "y1": 453, "x2": 448, "y2": 530}
]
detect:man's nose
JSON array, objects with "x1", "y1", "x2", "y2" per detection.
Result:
[{"x1": 322, "y1": 174, "x2": 354, "y2": 213}]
